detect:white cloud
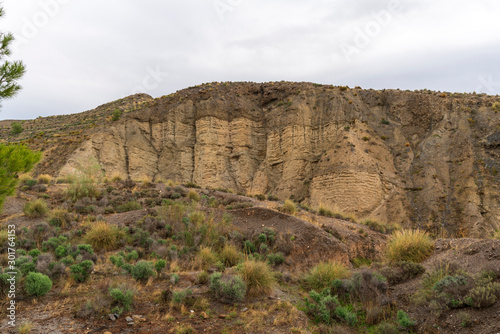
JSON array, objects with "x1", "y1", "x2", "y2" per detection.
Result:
[{"x1": 1, "y1": 0, "x2": 500, "y2": 120}]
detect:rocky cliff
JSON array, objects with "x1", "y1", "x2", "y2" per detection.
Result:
[{"x1": 55, "y1": 82, "x2": 499, "y2": 237}]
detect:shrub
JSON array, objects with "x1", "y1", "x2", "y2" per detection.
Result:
[
  {"x1": 198, "y1": 247, "x2": 218, "y2": 269},
  {"x1": 85, "y1": 221, "x2": 124, "y2": 251},
  {"x1": 24, "y1": 272, "x2": 52, "y2": 296},
  {"x1": 28, "y1": 249, "x2": 41, "y2": 258},
  {"x1": 10, "y1": 122, "x2": 23, "y2": 134},
  {"x1": 23, "y1": 199, "x2": 49, "y2": 218},
  {"x1": 70, "y1": 260, "x2": 94, "y2": 282},
  {"x1": 111, "y1": 109, "x2": 122, "y2": 121},
  {"x1": 304, "y1": 289, "x2": 339, "y2": 325},
  {"x1": 267, "y1": 253, "x2": 284, "y2": 266},
  {"x1": 282, "y1": 199, "x2": 296, "y2": 215},
  {"x1": 65, "y1": 174, "x2": 99, "y2": 202},
  {"x1": 209, "y1": 272, "x2": 246, "y2": 303},
  {"x1": 304, "y1": 261, "x2": 350, "y2": 291},
  {"x1": 373, "y1": 323, "x2": 399, "y2": 334},
  {"x1": 109, "y1": 287, "x2": 134, "y2": 314},
  {"x1": 172, "y1": 288, "x2": 193, "y2": 308},
  {"x1": 467, "y1": 285, "x2": 498, "y2": 308},
  {"x1": 155, "y1": 259, "x2": 166, "y2": 275},
  {"x1": 397, "y1": 310, "x2": 415, "y2": 328},
  {"x1": 131, "y1": 260, "x2": 155, "y2": 281},
  {"x1": 335, "y1": 305, "x2": 357, "y2": 325},
  {"x1": 54, "y1": 245, "x2": 68, "y2": 258},
  {"x1": 48, "y1": 208, "x2": 71, "y2": 228},
  {"x1": 243, "y1": 240, "x2": 256, "y2": 254},
  {"x1": 116, "y1": 201, "x2": 142, "y2": 213},
  {"x1": 170, "y1": 273, "x2": 180, "y2": 284},
  {"x1": 219, "y1": 244, "x2": 242, "y2": 267},
  {"x1": 267, "y1": 194, "x2": 279, "y2": 201},
  {"x1": 379, "y1": 261, "x2": 425, "y2": 284},
  {"x1": 37, "y1": 174, "x2": 52, "y2": 184},
  {"x1": 187, "y1": 189, "x2": 200, "y2": 201},
  {"x1": 239, "y1": 259, "x2": 275, "y2": 296},
  {"x1": 386, "y1": 229, "x2": 434, "y2": 263},
  {"x1": 360, "y1": 219, "x2": 399, "y2": 234}
]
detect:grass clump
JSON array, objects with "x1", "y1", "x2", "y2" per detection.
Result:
[
  {"x1": 187, "y1": 189, "x2": 200, "y2": 201},
  {"x1": 85, "y1": 221, "x2": 124, "y2": 251},
  {"x1": 48, "y1": 208, "x2": 71, "y2": 228},
  {"x1": 24, "y1": 272, "x2": 52, "y2": 297},
  {"x1": 65, "y1": 173, "x2": 100, "y2": 202},
  {"x1": 239, "y1": 259, "x2": 275, "y2": 296},
  {"x1": 360, "y1": 219, "x2": 399, "y2": 234},
  {"x1": 386, "y1": 229, "x2": 434, "y2": 263},
  {"x1": 37, "y1": 174, "x2": 52, "y2": 184},
  {"x1": 23, "y1": 199, "x2": 49, "y2": 218},
  {"x1": 219, "y1": 244, "x2": 242, "y2": 267},
  {"x1": 282, "y1": 199, "x2": 297, "y2": 215},
  {"x1": 304, "y1": 261, "x2": 350, "y2": 291}
]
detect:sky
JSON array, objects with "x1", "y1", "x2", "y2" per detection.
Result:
[{"x1": 1, "y1": 0, "x2": 500, "y2": 120}]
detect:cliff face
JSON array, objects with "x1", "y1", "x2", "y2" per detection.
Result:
[{"x1": 59, "y1": 82, "x2": 500, "y2": 237}]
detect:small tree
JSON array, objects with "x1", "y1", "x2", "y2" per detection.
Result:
[
  {"x1": 0, "y1": 7, "x2": 26, "y2": 107},
  {"x1": 0, "y1": 144, "x2": 41, "y2": 212}
]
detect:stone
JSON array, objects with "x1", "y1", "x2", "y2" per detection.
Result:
[
  {"x1": 108, "y1": 314, "x2": 116, "y2": 321},
  {"x1": 125, "y1": 316, "x2": 134, "y2": 322}
]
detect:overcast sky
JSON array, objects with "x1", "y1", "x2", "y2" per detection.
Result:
[{"x1": 1, "y1": 0, "x2": 500, "y2": 120}]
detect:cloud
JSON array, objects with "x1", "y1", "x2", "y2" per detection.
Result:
[{"x1": 1, "y1": 0, "x2": 499, "y2": 120}]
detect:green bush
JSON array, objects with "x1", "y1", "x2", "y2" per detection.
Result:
[
  {"x1": 209, "y1": 272, "x2": 246, "y2": 303},
  {"x1": 24, "y1": 272, "x2": 52, "y2": 297},
  {"x1": 155, "y1": 259, "x2": 166, "y2": 275},
  {"x1": 335, "y1": 305, "x2": 357, "y2": 326},
  {"x1": 109, "y1": 287, "x2": 134, "y2": 314},
  {"x1": 243, "y1": 240, "x2": 256, "y2": 253},
  {"x1": 267, "y1": 253, "x2": 284, "y2": 266},
  {"x1": 171, "y1": 273, "x2": 180, "y2": 284},
  {"x1": 397, "y1": 310, "x2": 415, "y2": 328},
  {"x1": 28, "y1": 249, "x2": 41, "y2": 258},
  {"x1": 54, "y1": 245, "x2": 68, "y2": 258},
  {"x1": 0, "y1": 144, "x2": 41, "y2": 212},
  {"x1": 70, "y1": 260, "x2": 94, "y2": 282},
  {"x1": 466, "y1": 285, "x2": 499, "y2": 308},
  {"x1": 10, "y1": 122, "x2": 23, "y2": 134},
  {"x1": 23, "y1": 199, "x2": 49, "y2": 218},
  {"x1": 111, "y1": 109, "x2": 122, "y2": 121},
  {"x1": 131, "y1": 261, "x2": 155, "y2": 281},
  {"x1": 172, "y1": 288, "x2": 193, "y2": 307},
  {"x1": 116, "y1": 201, "x2": 142, "y2": 213},
  {"x1": 304, "y1": 289, "x2": 339, "y2": 325}
]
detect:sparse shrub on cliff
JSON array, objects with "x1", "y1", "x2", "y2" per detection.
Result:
[
  {"x1": 111, "y1": 109, "x2": 122, "y2": 121},
  {"x1": 360, "y1": 219, "x2": 399, "y2": 235},
  {"x1": 187, "y1": 189, "x2": 200, "y2": 201},
  {"x1": 304, "y1": 261, "x2": 350, "y2": 291},
  {"x1": 282, "y1": 200, "x2": 296, "y2": 215},
  {"x1": 267, "y1": 194, "x2": 279, "y2": 201},
  {"x1": 386, "y1": 229, "x2": 434, "y2": 263}
]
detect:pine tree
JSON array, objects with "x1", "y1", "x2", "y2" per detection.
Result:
[{"x1": 0, "y1": 7, "x2": 26, "y2": 107}]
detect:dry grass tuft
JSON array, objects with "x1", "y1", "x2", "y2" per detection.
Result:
[
  {"x1": 386, "y1": 229, "x2": 434, "y2": 263},
  {"x1": 85, "y1": 221, "x2": 124, "y2": 251},
  {"x1": 219, "y1": 243, "x2": 242, "y2": 267},
  {"x1": 304, "y1": 261, "x2": 350, "y2": 290},
  {"x1": 240, "y1": 259, "x2": 275, "y2": 296}
]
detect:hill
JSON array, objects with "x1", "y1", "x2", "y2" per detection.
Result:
[{"x1": 2, "y1": 82, "x2": 499, "y2": 238}]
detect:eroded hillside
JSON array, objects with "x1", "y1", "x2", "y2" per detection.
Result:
[{"x1": 3, "y1": 82, "x2": 500, "y2": 237}]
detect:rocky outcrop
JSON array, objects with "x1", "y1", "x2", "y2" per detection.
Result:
[{"x1": 59, "y1": 82, "x2": 500, "y2": 237}]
